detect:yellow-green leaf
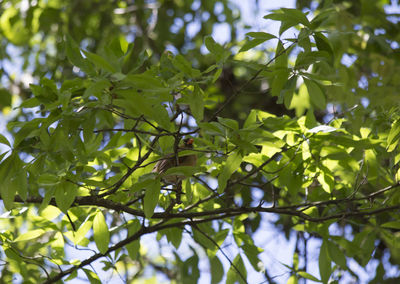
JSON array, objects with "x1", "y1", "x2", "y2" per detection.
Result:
[
  {"x1": 14, "y1": 229, "x2": 46, "y2": 242},
  {"x1": 93, "y1": 211, "x2": 110, "y2": 254}
]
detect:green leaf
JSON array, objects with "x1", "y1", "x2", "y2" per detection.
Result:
[
  {"x1": 246, "y1": 32, "x2": 276, "y2": 40},
  {"x1": 313, "y1": 32, "x2": 334, "y2": 63},
  {"x1": 283, "y1": 76, "x2": 297, "y2": 108},
  {"x1": 65, "y1": 34, "x2": 93, "y2": 74},
  {"x1": 226, "y1": 254, "x2": 247, "y2": 284},
  {"x1": 19, "y1": 97, "x2": 40, "y2": 108},
  {"x1": 1, "y1": 178, "x2": 15, "y2": 211},
  {"x1": 310, "y1": 8, "x2": 335, "y2": 30},
  {"x1": 0, "y1": 7, "x2": 29, "y2": 45},
  {"x1": 39, "y1": 188, "x2": 55, "y2": 211},
  {"x1": 217, "y1": 117, "x2": 239, "y2": 130},
  {"x1": 0, "y1": 134, "x2": 11, "y2": 147},
  {"x1": 126, "y1": 219, "x2": 141, "y2": 259},
  {"x1": 93, "y1": 211, "x2": 110, "y2": 254},
  {"x1": 243, "y1": 109, "x2": 257, "y2": 129},
  {"x1": 143, "y1": 179, "x2": 161, "y2": 218},
  {"x1": 317, "y1": 171, "x2": 334, "y2": 193},
  {"x1": 75, "y1": 217, "x2": 93, "y2": 245},
  {"x1": 326, "y1": 240, "x2": 346, "y2": 268},
  {"x1": 198, "y1": 122, "x2": 225, "y2": 136},
  {"x1": 242, "y1": 243, "x2": 263, "y2": 271},
  {"x1": 83, "y1": 50, "x2": 118, "y2": 73},
  {"x1": 204, "y1": 228, "x2": 230, "y2": 257},
  {"x1": 122, "y1": 72, "x2": 169, "y2": 91},
  {"x1": 212, "y1": 67, "x2": 223, "y2": 84},
  {"x1": 83, "y1": 268, "x2": 102, "y2": 284},
  {"x1": 116, "y1": 89, "x2": 172, "y2": 131},
  {"x1": 218, "y1": 151, "x2": 243, "y2": 193},
  {"x1": 264, "y1": 9, "x2": 310, "y2": 34},
  {"x1": 239, "y1": 32, "x2": 275, "y2": 52},
  {"x1": 0, "y1": 88, "x2": 12, "y2": 109},
  {"x1": 107, "y1": 36, "x2": 125, "y2": 57},
  {"x1": 172, "y1": 54, "x2": 200, "y2": 78},
  {"x1": 51, "y1": 231, "x2": 65, "y2": 259},
  {"x1": 304, "y1": 78, "x2": 326, "y2": 109},
  {"x1": 164, "y1": 227, "x2": 183, "y2": 249},
  {"x1": 287, "y1": 275, "x2": 299, "y2": 284},
  {"x1": 271, "y1": 69, "x2": 290, "y2": 97},
  {"x1": 204, "y1": 36, "x2": 229, "y2": 62},
  {"x1": 298, "y1": 271, "x2": 321, "y2": 282},
  {"x1": 16, "y1": 169, "x2": 28, "y2": 201},
  {"x1": 193, "y1": 223, "x2": 216, "y2": 250},
  {"x1": 37, "y1": 173, "x2": 60, "y2": 186},
  {"x1": 189, "y1": 85, "x2": 204, "y2": 121},
  {"x1": 319, "y1": 240, "x2": 332, "y2": 284},
  {"x1": 55, "y1": 181, "x2": 77, "y2": 213},
  {"x1": 0, "y1": 153, "x2": 21, "y2": 210},
  {"x1": 387, "y1": 120, "x2": 400, "y2": 152},
  {"x1": 204, "y1": 64, "x2": 217, "y2": 73},
  {"x1": 281, "y1": 8, "x2": 310, "y2": 27},
  {"x1": 210, "y1": 256, "x2": 224, "y2": 284},
  {"x1": 14, "y1": 229, "x2": 46, "y2": 242},
  {"x1": 163, "y1": 166, "x2": 199, "y2": 177},
  {"x1": 4, "y1": 248, "x2": 22, "y2": 262},
  {"x1": 13, "y1": 122, "x2": 40, "y2": 148},
  {"x1": 41, "y1": 206, "x2": 61, "y2": 221},
  {"x1": 382, "y1": 220, "x2": 400, "y2": 229},
  {"x1": 239, "y1": 38, "x2": 269, "y2": 52},
  {"x1": 83, "y1": 78, "x2": 112, "y2": 100},
  {"x1": 275, "y1": 40, "x2": 288, "y2": 69}
]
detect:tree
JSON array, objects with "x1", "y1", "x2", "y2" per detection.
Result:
[{"x1": 0, "y1": 0, "x2": 399, "y2": 283}]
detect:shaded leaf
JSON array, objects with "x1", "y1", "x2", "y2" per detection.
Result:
[
  {"x1": 304, "y1": 78, "x2": 326, "y2": 109},
  {"x1": 319, "y1": 240, "x2": 332, "y2": 284},
  {"x1": 298, "y1": 271, "x2": 321, "y2": 282},
  {"x1": 189, "y1": 85, "x2": 204, "y2": 121},
  {"x1": 210, "y1": 256, "x2": 224, "y2": 284},
  {"x1": 83, "y1": 268, "x2": 102, "y2": 284},
  {"x1": 218, "y1": 151, "x2": 243, "y2": 193},
  {"x1": 55, "y1": 181, "x2": 77, "y2": 213},
  {"x1": 226, "y1": 254, "x2": 247, "y2": 284},
  {"x1": 143, "y1": 179, "x2": 161, "y2": 218},
  {"x1": 0, "y1": 134, "x2": 11, "y2": 147},
  {"x1": 327, "y1": 240, "x2": 347, "y2": 268},
  {"x1": 126, "y1": 219, "x2": 141, "y2": 260}
]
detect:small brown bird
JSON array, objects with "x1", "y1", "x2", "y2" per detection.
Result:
[{"x1": 152, "y1": 138, "x2": 197, "y2": 183}]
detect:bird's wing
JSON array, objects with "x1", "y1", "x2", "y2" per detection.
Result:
[{"x1": 152, "y1": 157, "x2": 174, "y2": 174}]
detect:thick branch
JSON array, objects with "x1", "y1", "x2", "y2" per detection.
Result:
[{"x1": 11, "y1": 181, "x2": 400, "y2": 222}]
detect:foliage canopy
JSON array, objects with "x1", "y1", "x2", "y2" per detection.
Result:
[{"x1": 0, "y1": 0, "x2": 400, "y2": 283}]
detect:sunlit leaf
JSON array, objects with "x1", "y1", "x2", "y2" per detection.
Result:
[
  {"x1": 14, "y1": 229, "x2": 46, "y2": 242},
  {"x1": 93, "y1": 211, "x2": 110, "y2": 254}
]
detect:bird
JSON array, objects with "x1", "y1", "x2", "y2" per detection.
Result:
[{"x1": 152, "y1": 138, "x2": 197, "y2": 183}]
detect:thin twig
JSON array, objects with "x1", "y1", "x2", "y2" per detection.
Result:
[{"x1": 191, "y1": 224, "x2": 248, "y2": 283}]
